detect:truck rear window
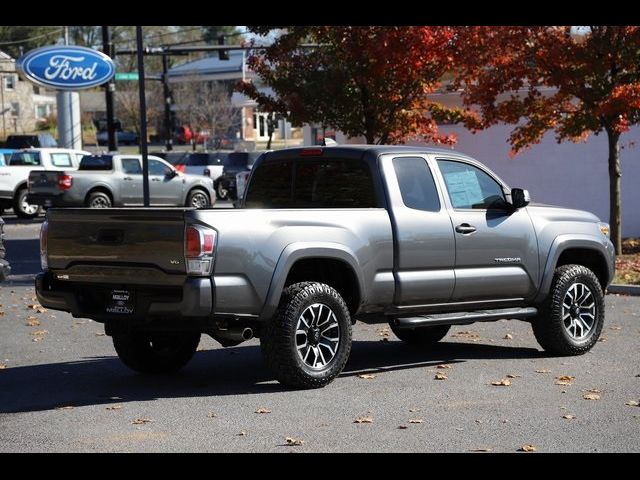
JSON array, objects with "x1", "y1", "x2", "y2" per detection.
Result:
[
  {"x1": 80, "y1": 155, "x2": 113, "y2": 170},
  {"x1": 245, "y1": 158, "x2": 377, "y2": 208}
]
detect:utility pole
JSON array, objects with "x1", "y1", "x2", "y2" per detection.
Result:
[
  {"x1": 162, "y1": 54, "x2": 173, "y2": 151},
  {"x1": 101, "y1": 26, "x2": 118, "y2": 151},
  {"x1": 136, "y1": 26, "x2": 150, "y2": 207}
]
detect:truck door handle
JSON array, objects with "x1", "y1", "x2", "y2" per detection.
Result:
[
  {"x1": 455, "y1": 223, "x2": 477, "y2": 234},
  {"x1": 151, "y1": 178, "x2": 161, "y2": 182},
  {"x1": 123, "y1": 176, "x2": 132, "y2": 181}
]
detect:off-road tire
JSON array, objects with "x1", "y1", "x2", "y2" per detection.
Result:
[
  {"x1": 261, "y1": 282, "x2": 352, "y2": 389},
  {"x1": 531, "y1": 264, "x2": 604, "y2": 355},
  {"x1": 389, "y1": 323, "x2": 451, "y2": 345},
  {"x1": 112, "y1": 332, "x2": 201, "y2": 374}
]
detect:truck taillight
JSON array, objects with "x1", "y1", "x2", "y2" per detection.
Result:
[
  {"x1": 185, "y1": 225, "x2": 216, "y2": 275},
  {"x1": 58, "y1": 174, "x2": 73, "y2": 191},
  {"x1": 40, "y1": 221, "x2": 48, "y2": 270}
]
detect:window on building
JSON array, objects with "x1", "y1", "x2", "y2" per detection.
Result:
[
  {"x1": 36, "y1": 105, "x2": 48, "y2": 119},
  {"x1": 4, "y1": 75, "x2": 16, "y2": 90},
  {"x1": 10, "y1": 102, "x2": 19, "y2": 117}
]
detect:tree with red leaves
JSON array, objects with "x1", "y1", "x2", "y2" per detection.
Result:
[
  {"x1": 454, "y1": 26, "x2": 640, "y2": 254},
  {"x1": 238, "y1": 26, "x2": 473, "y2": 145}
]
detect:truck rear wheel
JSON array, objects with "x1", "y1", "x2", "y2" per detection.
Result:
[
  {"x1": 86, "y1": 191, "x2": 112, "y2": 208},
  {"x1": 261, "y1": 282, "x2": 352, "y2": 389},
  {"x1": 112, "y1": 331, "x2": 201, "y2": 374},
  {"x1": 389, "y1": 323, "x2": 450, "y2": 345},
  {"x1": 531, "y1": 264, "x2": 604, "y2": 355},
  {"x1": 13, "y1": 188, "x2": 41, "y2": 219}
]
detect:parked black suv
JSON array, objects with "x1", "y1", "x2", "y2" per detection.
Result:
[
  {"x1": 0, "y1": 216, "x2": 10, "y2": 282},
  {"x1": 5, "y1": 134, "x2": 58, "y2": 149},
  {"x1": 217, "y1": 151, "x2": 266, "y2": 201}
]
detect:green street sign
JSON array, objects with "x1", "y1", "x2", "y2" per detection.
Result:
[{"x1": 115, "y1": 72, "x2": 139, "y2": 81}]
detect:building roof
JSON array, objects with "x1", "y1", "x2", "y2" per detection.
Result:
[{"x1": 167, "y1": 50, "x2": 256, "y2": 82}]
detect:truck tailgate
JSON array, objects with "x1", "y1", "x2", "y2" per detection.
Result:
[
  {"x1": 28, "y1": 170, "x2": 63, "y2": 195},
  {"x1": 46, "y1": 209, "x2": 187, "y2": 281}
]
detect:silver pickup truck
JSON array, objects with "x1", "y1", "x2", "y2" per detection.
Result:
[
  {"x1": 27, "y1": 153, "x2": 215, "y2": 208},
  {"x1": 35, "y1": 145, "x2": 615, "y2": 388}
]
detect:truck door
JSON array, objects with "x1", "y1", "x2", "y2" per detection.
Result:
[
  {"x1": 434, "y1": 158, "x2": 539, "y2": 302},
  {"x1": 120, "y1": 157, "x2": 143, "y2": 205},
  {"x1": 149, "y1": 158, "x2": 182, "y2": 205},
  {"x1": 380, "y1": 155, "x2": 456, "y2": 305}
]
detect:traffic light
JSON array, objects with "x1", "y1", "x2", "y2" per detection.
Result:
[{"x1": 218, "y1": 36, "x2": 229, "y2": 61}]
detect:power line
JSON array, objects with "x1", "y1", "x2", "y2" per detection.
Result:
[
  {"x1": 0, "y1": 28, "x2": 64, "y2": 47},
  {"x1": 112, "y1": 27, "x2": 204, "y2": 47}
]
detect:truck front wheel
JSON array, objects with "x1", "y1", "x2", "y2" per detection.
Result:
[
  {"x1": 261, "y1": 282, "x2": 352, "y2": 389},
  {"x1": 389, "y1": 323, "x2": 450, "y2": 345},
  {"x1": 531, "y1": 264, "x2": 604, "y2": 355},
  {"x1": 112, "y1": 331, "x2": 201, "y2": 374}
]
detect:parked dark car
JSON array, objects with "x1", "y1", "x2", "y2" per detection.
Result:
[
  {"x1": 5, "y1": 134, "x2": 58, "y2": 149},
  {"x1": 0, "y1": 215, "x2": 10, "y2": 281},
  {"x1": 216, "y1": 151, "x2": 266, "y2": 200},
  {"x1": 96, "y1": 130, "x2": 139, "y2": 146}
]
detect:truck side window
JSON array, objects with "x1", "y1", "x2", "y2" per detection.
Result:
[
  {"x1": 122, "y1": 158, "x2": 142, "y2": 175},
  {"x1": 437, "y1": 159, "x2": 506, "y2": 210},
  {"x1": 50, "y1": 153, "x2": 72, "y2": 167},
  {"x1": 244, "y1": 161, "x2": 292, "y2": 208},
  {"x1": 149, "y1": 159, "x2": 171, "y2": 176},
  {"x1": 392, "y1": 157, "x2": 440, "y2": 212}
]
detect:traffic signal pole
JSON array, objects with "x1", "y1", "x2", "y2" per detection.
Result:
[
  {"x1": 135, "y1": 26, "x2": 150, "y2": 207},
  {"x1": 162, "y1": 54, "x2": 173, "y2": 151},
  {"x1": 101, "y1": 26, "x2": 118, "y2": 151}
]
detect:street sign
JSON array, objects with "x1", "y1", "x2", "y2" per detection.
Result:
[{"x1": 115, "y1": 72, "x2": 139, "y2": 81}]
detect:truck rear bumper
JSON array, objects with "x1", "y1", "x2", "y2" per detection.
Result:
[
  {"x1": 35, "y1": 271, "x2": 213, "y2": 322},
  {"x1": 27, "y1": 193, "x2": 75, "y2": 207}
]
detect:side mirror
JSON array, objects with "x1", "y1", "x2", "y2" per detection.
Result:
[
  {"x1": 511, "y1": 188, "x2": 530, "y2": 208},
  {"x1": 166, "y1": 169, "x2": 178, "y2": 178}
]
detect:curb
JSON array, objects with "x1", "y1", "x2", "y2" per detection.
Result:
[{"x1": 607, "y1": 284, "x2": 640, "y2": 296}]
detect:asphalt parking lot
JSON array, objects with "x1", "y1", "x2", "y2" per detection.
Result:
[{"x1": 0, "y1": 216, "x2": 638, "y2": 452}]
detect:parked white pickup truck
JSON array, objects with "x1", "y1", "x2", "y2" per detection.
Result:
[{"x1": 0, "y1": 148, "x2": 90, "y2": 218}]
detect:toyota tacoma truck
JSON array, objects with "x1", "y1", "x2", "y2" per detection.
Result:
[{"x1": 35, "y1": 145, "x2": 615, "y2": 388}]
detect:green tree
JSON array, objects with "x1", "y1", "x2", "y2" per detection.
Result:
[{"x1": 0, "y1": 26, "x2": 61, "y2": 58}]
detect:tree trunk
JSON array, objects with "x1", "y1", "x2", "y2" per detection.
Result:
[{"x1": 606, "y1": 127, "x2": 622, "y2": 255}]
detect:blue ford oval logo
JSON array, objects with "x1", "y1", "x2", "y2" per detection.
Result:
[{"x1": 17, "y1": 45, "x2": 116, "y2": 90}]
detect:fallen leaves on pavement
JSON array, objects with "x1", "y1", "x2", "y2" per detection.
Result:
[
  {"x1": 358, "y1": 374, "x2": 376, "y2": 379},
  {"x1": 408, "y1": 419, "x2": 424, "y2": 424},
  {"x1": 518, "y1": 444, "x2": 537, "y2": 452},
  {"x1": 131, "y1": 418, "x2": 153, "y2": 425},
  {"x1": 354, "y1": 415, "x2": 373, "y2": 424},
  {"x1": 436, "y1": 364, "x2": 451, "y2": 369},
  {"x1": 503, "y1": 334, "x2": 513, "y2": 340},
  {"x1": 237, "y1": 431, "x2": 247, "y2": 436},
  {"x1": 0, "y1": 364, "x2": 6, "y2": 369},
  {"x1": 377, "y1": 327, "x2": 390, "y2": 337},
  {"x1": 398, "y1": 425, "x2": 408, "y2": 430},
  {"x1": 207, "y1": 412, "x2": 217, "y2": 418},
  {"x1": 583, "y1": 393, "x2": 601, "y2": 401},
  {"x1": 624, "y1": 400, "x2": 639, "y2": 407},
  {"x1": 105, "y1": 405, "x2": 122, "y2": 410},
  {"x1": 25, "y1": 317, "x2": 40, "y2": 326},
  {"x1": 285, "y1": 437, "x2": 304, "y2": 446},
  {"x1": 506, "y1": 374, "x2": 522, "y2": 378},
  {"x1": 491, "y1": 379, "x2": 512, "y2": 387},
  {"x1": 555, "y1": 375, "x2": 575, "y2": 386},
  {"x1": 434, "y1": 372, "x2": 448, "y2": 380},
  {"x1": 56, "y1": 406, "x2": 74, "y2": 410},
  {"x1": 255, "y1": 407, "x2": 271, "y2": 414},
  {"x1": 562, "y1": 414, "x2": 577, "y2": 420},
  {"x1": 95, "y1": 332, "x2": 106, "y2": 337},
  {"x1": 470, "y1": 448, "x2": 492, "y2": 452},
  {"x1": 535, "y1": 369, "x2": 552, "y2": 374}
]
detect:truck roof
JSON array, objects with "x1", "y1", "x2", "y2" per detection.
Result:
[{"x1": 266, "y1": 144, "x2": 476, "y2": 161}]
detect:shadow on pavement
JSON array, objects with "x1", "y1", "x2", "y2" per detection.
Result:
[{"x1": 0, "y1": 339, "x2": 542, "y2": 414}]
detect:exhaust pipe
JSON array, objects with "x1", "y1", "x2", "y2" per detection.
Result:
[{"x1": 214, "y1": 327, "x2": 253, "y2": 346}]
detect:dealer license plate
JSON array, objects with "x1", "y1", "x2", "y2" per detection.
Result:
[{"x1": 106, "y1": 289, "x2": 135, "y2": 314}]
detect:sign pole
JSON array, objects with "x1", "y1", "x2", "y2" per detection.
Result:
[
  {"x1": 136, "y1": 26, "x2": 150, "y2": 207},
  {"x1": 102, "y1": 26, "x2": 118, "y2": 152}
]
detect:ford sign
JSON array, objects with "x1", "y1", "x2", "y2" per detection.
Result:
[{"x1": 16, "y1": 45, "x2": 116, "y2": 91}]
